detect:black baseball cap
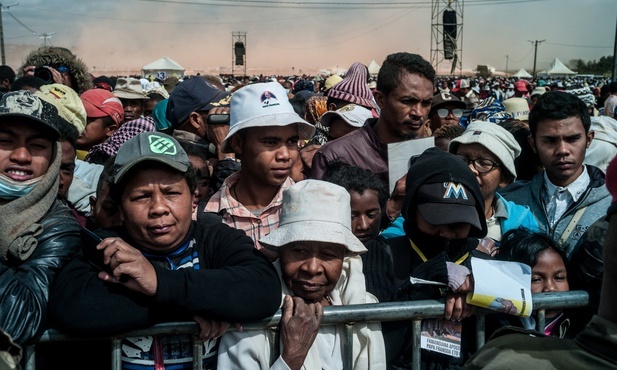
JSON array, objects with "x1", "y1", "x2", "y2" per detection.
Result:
[{"x1": 416, "y1": 182, "x2": 481, "y2": 230}]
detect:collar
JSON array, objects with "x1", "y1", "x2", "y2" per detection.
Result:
[
  {"x1": 543, "y1": 165, "x2": 590, "y2": 202},
  {"x1": 493, "y1": 196, "x2": 509, "y2": 219},
  {"x1": 218, "y1": 171, "x2": 292, "y2": 213}
]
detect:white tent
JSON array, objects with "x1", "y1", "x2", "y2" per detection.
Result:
[
  {"x1": 368, "y1": 60, "x2": 381, "y2": 76},
  {"x1": 513, "y1": 68, "x2": 532, "y2": 78},
  {"x1": 538, "y1": 58, "x2": 576, "y2": 77},
  {"x1": 142, "y1": 57, "x2": 184, "y2": 79}
]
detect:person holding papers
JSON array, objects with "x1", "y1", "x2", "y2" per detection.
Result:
[{"x1": 362, "y1": 147, "x2": 490, "y2": 368}]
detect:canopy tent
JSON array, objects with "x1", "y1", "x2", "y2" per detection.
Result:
[
  {"x1": 368, "y1": 60, "x2": 381, "y2": 76},
  {"x1": 538, "y1": 58, "x2": 576, "y2": 77},
  {"x1": 513, "y1": 68, "x2": 532, "y2": 78},
  {"x1": 141, "y1": 57, "x2": 184, "y2": 79}
]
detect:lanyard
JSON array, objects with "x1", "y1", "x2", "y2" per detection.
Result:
[{"x1": 408, "y1": 238, "x2": 469, "y2": 265}]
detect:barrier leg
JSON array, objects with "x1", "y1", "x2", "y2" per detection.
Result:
[
  {"x1": 192, "y1": 336, "x2": 203, "y2": 370},
  {"x1": 536, "y1": 309, "x2": 546, "y2": 332},
  {"x1": 412, "y1": 319, "x2": 422, "y2": 370},
  {"x1": 111, "y1": 338, "x2": 122, "y2": 370},
  {"x1": 475, "y1": 314, "x2": 485, "y2": 349},
  {"x1": 343, "y1": 323, "x2": 354, "y2": 370}
]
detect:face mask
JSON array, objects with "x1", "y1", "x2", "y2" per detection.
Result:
[
  {"x1": 284, "y1": 89, "x2": 290, "y2": 94},
  {"x1": 0, "y1": 173, "x2": 44, "y2": 200}
]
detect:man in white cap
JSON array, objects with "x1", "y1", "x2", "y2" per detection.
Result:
[
  {"x1": 319, "y1": 103, "x2": 373, "y2": 141},
  {"x1": 203, "y1": 82, "x2": 315, "y2": 253}
]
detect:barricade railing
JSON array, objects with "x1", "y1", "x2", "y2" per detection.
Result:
[{"x1": 25, "y1": 290, "x2": 589, "y2": 370}]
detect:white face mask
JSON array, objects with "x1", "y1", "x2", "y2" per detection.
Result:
[{"x1": 0, "y1": 173, "x2": 43, "y2": 200}]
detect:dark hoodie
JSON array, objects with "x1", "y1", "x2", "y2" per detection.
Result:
[
  {"x1": 362, "y1": 147, "x2": 489, "y2": 369},
  {"x1": 19, "y1": 46, "x2": 93, "y2": 95}
]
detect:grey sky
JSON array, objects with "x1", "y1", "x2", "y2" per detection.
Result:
[{"x1": 3, "y1": 0, "x2": 615, "y2": 75}]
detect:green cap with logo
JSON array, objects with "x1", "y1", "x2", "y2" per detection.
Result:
[{"x1": 113, "y1": 131, "x2": 190, "y2": 184}]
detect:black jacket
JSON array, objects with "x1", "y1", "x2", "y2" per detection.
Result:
[
  {"x1": 0, "y1": 200, "x2": 81, "y2": 344},
  {"x1": 48, "y1": 221, "x2": 282, "y2": 337}
]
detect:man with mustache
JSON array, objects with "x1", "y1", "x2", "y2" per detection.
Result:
[
  {"x1": 311, "y1": 52, "x2": 435, "y2": 187},
  {"x1": 502, "y1": 91, "x2": 610, "y2": 260}
]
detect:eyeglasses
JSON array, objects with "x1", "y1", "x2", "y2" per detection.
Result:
[
  {"x1": 456, "y1": 154, "x2": 500, "y2": 173},
  {"x1": 436, "y1": 108, "x2": 463, "y2": 118}
]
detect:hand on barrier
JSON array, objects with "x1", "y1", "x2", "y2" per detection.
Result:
[{"x1": 280, "y1": 295, "x2": 323, "y2": 370}]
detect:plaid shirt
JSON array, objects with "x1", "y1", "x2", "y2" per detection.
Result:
[
  {"x1": 203, "y1": 172, "x2": 293, "y2": 249},
  {"x1": 85, "y1": 116, "x2": 155, "y2": 163}
]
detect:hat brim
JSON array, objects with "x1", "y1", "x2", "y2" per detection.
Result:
[
  {"x1": 113, "y1": 157, "x2": 189, "y2": 184},
  {"x1": 221, "y1": 113, "x2": 315, "y2": 153},
  {"x1": 0, "y1": 113, "x2": 60, "y2": 140},
  {"x1": 417, "y1": 202, "x2": 481, "y2": 231},
  {"x1": 260, "y1": 220, "x2": 367, "y2": 255},
  {"x1": 198, "y1": 90, "x2": 232, "y2": 112},
  {"x1": 114, "y1": 91, "x2": 149, "y2": 100}
]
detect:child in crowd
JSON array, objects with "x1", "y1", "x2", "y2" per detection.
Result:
[{"x1": 495, "y1": 228, "x2": 582, "y2": 338}]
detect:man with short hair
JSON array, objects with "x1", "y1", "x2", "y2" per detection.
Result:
[
  {"x1": 312, "y1": 52, "x2": 435, "y2": 186},
  {"x1": 203, "y1": 82, "x2": 314, "y2": 251},
  {"x1": 0, "y1": 90, "x2": 80, "y2": 344},
  {"x1": 502, "y1": 91, "x2": 611, "y2": 259}
]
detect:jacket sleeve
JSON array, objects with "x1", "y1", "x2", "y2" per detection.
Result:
[
  {"x1": 0, "y1": 202, "x2": 81, "y2": 344},
  {"x1": 155, "y1": 223, "x2": 282, "y2": 322},
  {"x1": 310, "y1": 151, "x2": 328, "y2": 180},
  {"x1": 49, "y1": 223, "x2": 282, "y2": 338}
]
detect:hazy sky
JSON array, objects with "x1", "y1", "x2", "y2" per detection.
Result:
[{"x1": 3, "y1": 0, "x2": 615, "y2": 75}]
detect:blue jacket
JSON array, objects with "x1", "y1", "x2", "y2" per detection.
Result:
[{"x1": 380, "y1": 193, "x2": 539, "y2": 240}]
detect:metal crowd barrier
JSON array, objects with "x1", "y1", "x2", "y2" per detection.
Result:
[{"x1": 25, "y1": 290, "x2": 589, "y2": 370}]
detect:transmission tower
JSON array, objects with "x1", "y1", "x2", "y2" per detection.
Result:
[
  {"x1": 430, "y1": 0, "x2": 464, "y2": 76},
  {"x1": 232, "y1": 32, "x2": 246, "y2": 77}
]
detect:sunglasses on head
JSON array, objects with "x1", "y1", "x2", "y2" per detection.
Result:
[{"x1": 436, "y1": 108, "x2": 463, "y2": 118}]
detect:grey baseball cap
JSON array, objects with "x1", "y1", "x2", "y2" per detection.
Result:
[
  {"x1": 113, "y1": 131, "x2": 190, "y2": 184},
  {"x1": 0, "y1": 90, "x2": 61, "y2": 140}
]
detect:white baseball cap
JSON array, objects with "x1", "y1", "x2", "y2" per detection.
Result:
[{"x1": 319, "y1": 104, "x2": 372, "y2": 128}]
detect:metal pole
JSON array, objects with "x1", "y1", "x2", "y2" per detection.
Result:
[
  {"x1": 412, "y1": 319, "x2": 422, "y2": 370},
  {"x1": 612, "y1": 15, "x2": 617, "y2": 81},
  {"x1": 343, "y1": 323, "x2": 354, "y2": 370},
  {"x1": 529, "y1": 39, "x2": 545, "y2": 78},
  {"x1": 0, "y1": 2, "x2": 5, "y2": 65},
  {"x1": 505, "y1": 55, "x2": 509, "y2": 77}
]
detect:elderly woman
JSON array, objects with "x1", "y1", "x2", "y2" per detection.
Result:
[
  {"x1": 217, "y1": 180, "x2": 386, "y2": 369},
  {"x1": 449, "y1": 121, "x2": 539, "y2": 254}
]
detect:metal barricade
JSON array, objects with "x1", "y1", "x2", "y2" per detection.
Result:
[{"x1": 24, "y1": 290, "x2": 589, "y2": 370}]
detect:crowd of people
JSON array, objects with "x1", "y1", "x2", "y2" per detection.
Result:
[{"x1": 0, "y1": 45, "x2": 616, "y2": 370}]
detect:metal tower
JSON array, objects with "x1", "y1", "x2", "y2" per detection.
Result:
[
  {"x1": 232, "y1": 32, "x2": 247, "y2": 77},
  {"x1": 430, "y1": 0, "x2": 464, "y2": 76}
]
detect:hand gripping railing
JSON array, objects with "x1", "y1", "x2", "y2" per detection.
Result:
[{"x1": 25, "y1": 290, "x2": 589, "y2": 370}]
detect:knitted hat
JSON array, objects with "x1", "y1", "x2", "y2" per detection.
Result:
[
  {"x1": 221, "y1": 82, "x2": 315, "y2": 153},
  {"x1": 503, "y1": 97, "x2": 530, "y2": 121},
  {"x1": 80, "y1": 88, "x2": 124, "y2": 125},
  {"x1": 35, "y1": 84, "x2": 87, "y2": 134},
  {"x1": 326, "y1": 62, "x2": 375, "y2": 109},
  {"x1": 449, "y1": 120, "x2": 521, "y2": 180},
  {"x1": 565, "y1": 85, "x2": 596, "y2": 108}
]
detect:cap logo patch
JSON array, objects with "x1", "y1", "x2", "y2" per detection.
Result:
[
  {"x1": 260, "y1": 91, "x2": 280, "y2": 108},
  {"x1": 443, "y1": 182, "x2": 468, "y2": 200},
  {"x1": 473, "y1": 130, "x2": 483, "y2": 135},
  {"x1": 148, "y1": 135, "x2": 177, "y2": 155},
  {"x1": 210, "y1": 95, "x2": 231, "y2": 107},
  {"x1": 440, "y1": 92, "x2": 453, "y2": 101}
]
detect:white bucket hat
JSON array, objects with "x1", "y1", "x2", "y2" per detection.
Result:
[
  {"x1": 259, "y1": 180, "x2": 367, "y2": 254},
  {"x1": 220, "y1": 82, "x2": 315, "y2": 153},
  {"x1": 319, "y1": 104, "x2": 372, "y2": 128}
]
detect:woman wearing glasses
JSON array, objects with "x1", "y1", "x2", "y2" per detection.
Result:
[{"x1": 449, "y1": 121, "x2": 539, "y2": 255}]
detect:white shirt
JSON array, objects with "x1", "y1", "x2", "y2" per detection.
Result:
[{"x1": 543, "y1": 166, "x2": 590, "y2": 228}]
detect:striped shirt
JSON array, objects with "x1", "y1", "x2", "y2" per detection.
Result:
[{"x1": 203, "y1": 171, "x2": 292, "y2": 249}]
